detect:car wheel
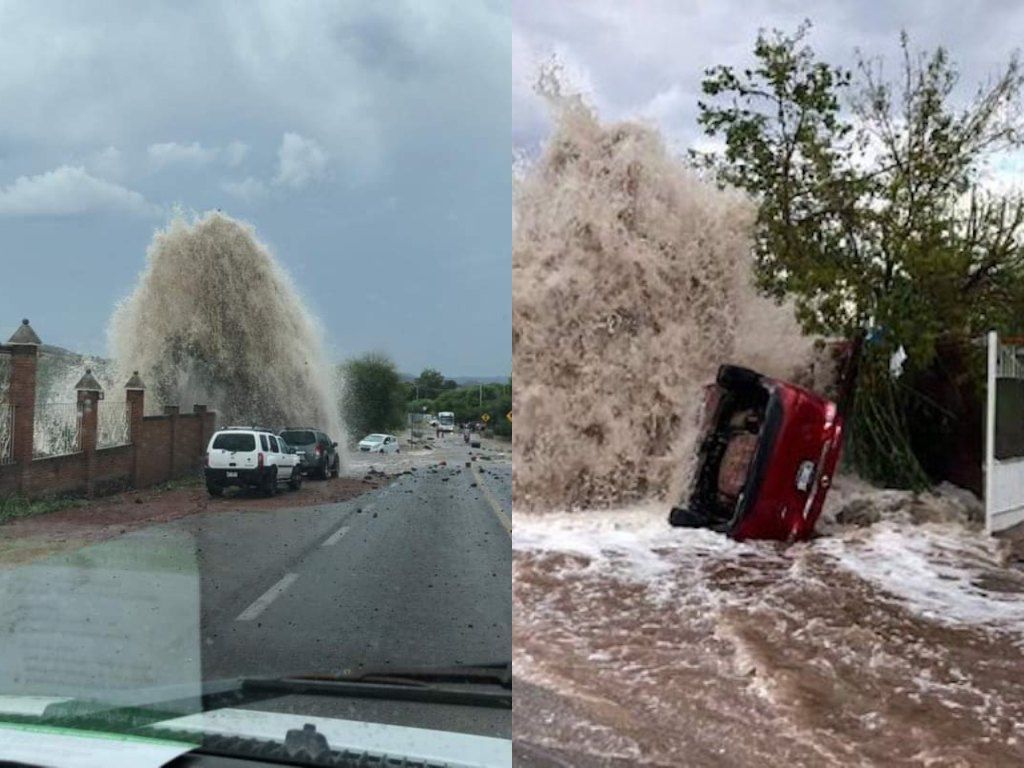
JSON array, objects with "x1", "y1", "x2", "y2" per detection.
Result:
[
  {"x1": 717, "y1": 364, "x2": 762, "y2": 390},
  {"x1": 206, "y1": 482, "x2": 223, "y2": 497},
  {"x1": 288, "y1": 465, "x2": 303, "y2": 491},
  {"x1": 331, "y1": 458, "x2": 340, "y2": 478},
  {"x1": 262, "y1": 468, "x2": 278, "y2": 497},
  {"x1": 668, "y1": 505, "x2": 708, "y2": 528}
]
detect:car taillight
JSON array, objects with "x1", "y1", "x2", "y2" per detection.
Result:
[
  {"x1": 258, "y1": 452, "x2": 264, "y2": 468},
  {"x1": 316, "y1": 445, "x2": 323, "y2": 455},
  {"x1": 824, "y1": 402, "x2": 837, "y2": 428},
  {"x1": 204, "y1": 453, "x2": 209, "y2": 468}
]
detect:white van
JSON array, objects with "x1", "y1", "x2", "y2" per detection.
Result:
[{"x1": 204, "y1": 427, "x2": 303, "y2": 496}]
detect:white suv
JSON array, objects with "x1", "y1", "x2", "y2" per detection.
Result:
[{"x1": 204, "y1": 427, "x2": 303, "y2": 497}]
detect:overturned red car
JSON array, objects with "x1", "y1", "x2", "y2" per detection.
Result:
[{"x1": 668, "y1": 363, "x2": 848, "y2": 542}]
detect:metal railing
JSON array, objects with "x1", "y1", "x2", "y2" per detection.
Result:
[
  {"x1": 0, "y1": 351, "x2": 9, "y2": 400},
  {"x1": 33, "y1": 401, "x2": 82, "y2": 458},
  {"x1": 98, "y1": 398, "x2": 131, "y2": 448},
  {"x1": 0, "y1": 403, "x2": 13, "y2": 465},
  {"x1": 997, "y1": 343, "x2": 1024, "y2": 380}
]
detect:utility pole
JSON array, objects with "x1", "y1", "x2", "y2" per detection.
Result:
[{"x1": 479, "y1": 384, "x2": 483, "y2": 406}]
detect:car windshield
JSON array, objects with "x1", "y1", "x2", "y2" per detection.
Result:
[
  {"x1": 0, "y1": 5, "x2": 510, "y2": 766},
  {"x1": 212, "y1": 432, "x2": 256, "y2": 452}
]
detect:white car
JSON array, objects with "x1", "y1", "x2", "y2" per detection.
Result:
[
  {"x1": 204, "y1": 427, "x2": 303, "y2": 496},
  {"x1": 358, "y1": 433, "x2": 401, "y2": 453}
]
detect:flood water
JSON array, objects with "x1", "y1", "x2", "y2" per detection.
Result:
[{"x1": 513, "y1": 482, "x2": 1024, "y2": 767}]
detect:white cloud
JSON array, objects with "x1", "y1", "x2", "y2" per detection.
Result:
[
  {"x1": 0, "y1": 165, "x2": 158, "y2": 217},
  {"x1": 221, "y1": 176, "x2": 268, "y2": 202},
  {"x1": 513, "y1": 1, "x2": 1024, "y2": 153},
  {"x1": 147, "y1": 141, "x2": 218, "y2": 170},
  {"x1": 224, "y1": 140, "x2": 249, "y2": 167},
  {"x1": 274, "y1": 132, "x2": 329, "y2": 189},
  {"x1": 84, "y1": 146, "x2": 124, "y2": 179}
]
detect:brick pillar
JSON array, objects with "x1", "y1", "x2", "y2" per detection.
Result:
[
  {"x1": 75, "y1": 369, "x2": 102, "y2": 498},
  {"x1": 164, "y1": 405, "x2": 179, "y2": 480},
  {"x1": 77, "y1": 390, "x2": 98, "y2": 496},
  {"x1": 7, "y1": 319, "x2": 41, "y2": 494},
  {"x1": 126, "y1": 371, "x2": 146, "y2": 488}
]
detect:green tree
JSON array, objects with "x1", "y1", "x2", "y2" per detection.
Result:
[
  {"x1": 414, "y1": 368, "x2": 447, "y2": 400},
  {"x1": 341, "y1": 353, "x2": 406, "y2": 440},
  {"x1": 697, "y1": 23, "x2": 1024, "y2": 487}
]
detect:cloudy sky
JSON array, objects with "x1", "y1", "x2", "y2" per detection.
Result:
[
  {"x1": 514, "y1": 0, "x2": 1024, "y2": 187},
  {"x1": 0, "y1": 0, "x2": 509, "y2": 377}
]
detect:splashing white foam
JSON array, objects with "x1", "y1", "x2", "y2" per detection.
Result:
[
  {"x1": 512, "y1": 83, "x2": 811, "y2": 511},
  {"x1": 109, "y1": 211, "x2": 346, "y2": 447}
]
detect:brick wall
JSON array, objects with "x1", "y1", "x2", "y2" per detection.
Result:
[
  {"x1": 136, "y1": 410, "x2": 215, "y2": 490},
  {"x1": 94, "y1": 445, "x2": 133, "y2": 495},
  {"x1": 138, "y1": 417, "x2": 170, "y2": 488},
  {"x1": 0, "y1": 463, "x2": 18, "y2": 496},
  {"x1": 0, "y1": 321, "x2": 217, "y2": 501},
  {"x1": 23, "y1": 453, "x2": 88, "y2": 497}
]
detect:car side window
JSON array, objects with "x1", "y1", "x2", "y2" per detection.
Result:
[
  {"x1": 318, "y1": 432, "x2": 328, "y2": 446},
  {"x1": 260, "y1": 434, "x2": 269, "y2": 451},
  {"x1": 269, "y1": 435, "x2": 280, "y2": 453}
]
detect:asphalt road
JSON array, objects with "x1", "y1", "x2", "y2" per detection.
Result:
[{"x1": 188, "y1": 440, "x2": 512, "y2": 680}]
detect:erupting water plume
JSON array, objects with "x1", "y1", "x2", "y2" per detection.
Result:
[
  {"x1": 513, "y1": 81, "x2": 811, "y2": 511},
  {"x1": 110, "y1": 211, "x2": 345, "y2": 447}
]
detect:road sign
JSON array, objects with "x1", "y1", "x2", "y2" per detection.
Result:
[
  {"x1": 506, "y1": 411, "x2": 512, "y2": 422},
  {"x1": 481, "y1": 413, "x2": 490, "y2": 423}
]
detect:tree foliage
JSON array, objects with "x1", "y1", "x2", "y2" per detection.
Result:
[
  {"x1": 697, "y1": 23, "x2": 1024, "y2": 487},
  {"x1": 409, "y1": 381, "x2": 512, "y2": 436},
  {"x1": 340, "y1": 353, "x2": 406, "y2": 440},
  {"x1": 408, "y1": 368, "x2": 458, "y2": 400}
]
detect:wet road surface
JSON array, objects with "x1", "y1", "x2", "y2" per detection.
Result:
[
  {"x1": 513, "y1": 488, "x2": 1024, "y2": 768},
  {"x1": 0, "y1": 439, "x2": 511, "y2": 702},
  {"x1": 196, "y1": 443, "x2": 511, "y2": 678}
]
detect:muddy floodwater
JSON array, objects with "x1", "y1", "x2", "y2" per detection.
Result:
[{"x1": 513, "y1": 482, "x2": 1024, "y2": 767}]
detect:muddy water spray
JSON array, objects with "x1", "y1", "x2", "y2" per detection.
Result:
[
  {"x1": 513, "y1": 86, "x2": 810, "y2": 511},
  {"x1": 110, "y1": 212, "x2": 345, "y2": 446}
]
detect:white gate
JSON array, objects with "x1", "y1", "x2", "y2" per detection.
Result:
[{"x1": 985, "y1": 331, "x2": 1024, "y2": 533}]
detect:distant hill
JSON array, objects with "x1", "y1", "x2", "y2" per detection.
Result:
[{"x1": 40, "y1": 343, "x2": 89, "y2": 359}]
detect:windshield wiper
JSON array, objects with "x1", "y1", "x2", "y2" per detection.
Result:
[
  {"x1": 239, "y1": 662, "x2": 512, "y2": 709},
  {"x1": 294, "y1": 662, "x2": 512, "y2": 689}
]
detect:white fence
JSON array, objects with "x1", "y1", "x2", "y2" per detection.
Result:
[{"x1": 985, "y1": 331, "x2": 1024, "y2": 534}]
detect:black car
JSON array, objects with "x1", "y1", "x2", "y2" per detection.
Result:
[{"x1": 278, "y1": 427, "x2": 340, "y2": 479}]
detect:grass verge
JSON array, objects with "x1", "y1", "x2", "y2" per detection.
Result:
[{"x1": 0, "y1": 495, "x2": 86, "y2": 525}]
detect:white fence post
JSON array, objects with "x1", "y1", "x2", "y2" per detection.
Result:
[
  {"x1": 984, "y1": 330, "x2": 1024, "y2": 534},
  {"x1": 985, "y1": 330, "x2": 997, "y2": 535}
]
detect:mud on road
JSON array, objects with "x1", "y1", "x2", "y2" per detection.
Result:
[
  {"x1": 0, "y1": 471, "x2": 387, "y2": 570},
  {"x1": 513, "y1": 483, "x2": 1024, "y2": 767}
]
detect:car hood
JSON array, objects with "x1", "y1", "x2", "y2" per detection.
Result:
[
  {"x1": 0, "y1": 695, "x2": 512, "y2": 768},
  {"x1": 153, "y1": 706, "x2": 510, "y2": 766}
]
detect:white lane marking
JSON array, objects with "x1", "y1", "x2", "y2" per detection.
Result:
[
  {"x1": 471, "y1": 462, "x2": 512, "y2": 536},
  {"x1": 322, "y1": 525, "x2": 351, "y2": 547},
  {"x1": 235, "y1": 573, "x2": 299, "y2": 621}
]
